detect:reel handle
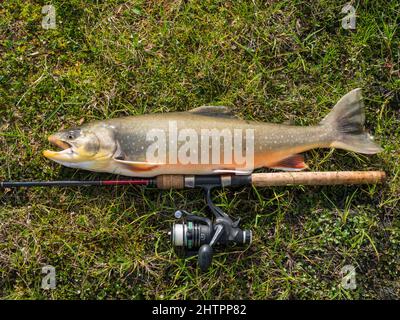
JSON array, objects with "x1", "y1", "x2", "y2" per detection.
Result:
[{"x1": 198, "y1": 245, "x2": 213, "y2": 272}]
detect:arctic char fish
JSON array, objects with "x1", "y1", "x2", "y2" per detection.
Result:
[{"x1": 43, "y1": 89, "x2": 382, "y2": 177}]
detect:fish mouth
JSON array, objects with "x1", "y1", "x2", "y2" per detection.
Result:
[{"x1": 43, "y1": 135, "x2": 76, "y2": 160}]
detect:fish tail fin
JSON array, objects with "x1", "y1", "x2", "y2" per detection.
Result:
[{"x1": 320, "y1": 88, "x2": 383, "y2": 154}]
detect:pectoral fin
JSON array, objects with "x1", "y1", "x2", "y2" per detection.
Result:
[
  {"x1": 113, "y1": 158, "x2": 160, "y2": 171},
  {"x1": 268, "y1": 154, "x2": 308, "y2": 171}
]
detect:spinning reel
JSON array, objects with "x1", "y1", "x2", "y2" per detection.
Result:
[{"x1": 170, "y1": 186, "x2": 252, "y2": 271}]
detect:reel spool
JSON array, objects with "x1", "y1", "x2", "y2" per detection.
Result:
[{"x1": 170, "y1": 186, "x2": 252, "y2": 272}]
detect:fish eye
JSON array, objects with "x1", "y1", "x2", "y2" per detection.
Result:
[
  {"x1": 67, "y1": 132, "x2": 75, "y2": 139},
  {"x1": 66, "y1": 129, "x2": 81, "y2": 140}
]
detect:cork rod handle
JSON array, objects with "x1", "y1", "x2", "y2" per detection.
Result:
[{"x1": 251, "y1": 171, "x2": 386, "y2": 187}]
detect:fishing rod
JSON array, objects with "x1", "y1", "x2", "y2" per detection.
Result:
[
  {"x1": 0, "y1": 171, "x2": 386, "y2": 189},
  {"x1": 1, "y1": 171, "x2": 386, "y2": 271}
]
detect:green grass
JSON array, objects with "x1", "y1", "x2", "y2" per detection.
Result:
[{"x1": 0, "y1": 0, "x2": 399, "y2": 299}]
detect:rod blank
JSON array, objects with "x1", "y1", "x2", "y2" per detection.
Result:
[{"x1": 0, "y1": 179, "x2": 153, "y2": 188}]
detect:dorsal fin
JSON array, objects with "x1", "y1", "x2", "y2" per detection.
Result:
[{"x1": 188, "y1": 106, "x2": 236, "y2": 118}]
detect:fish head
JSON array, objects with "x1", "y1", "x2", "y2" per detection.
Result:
[{"x1": 43, "y1": 125, "x2": 116, "y2": 169}]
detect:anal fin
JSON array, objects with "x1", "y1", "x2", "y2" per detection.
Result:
[{"x1": 268, "y1": 154, "x2": 308, "y2": 171}]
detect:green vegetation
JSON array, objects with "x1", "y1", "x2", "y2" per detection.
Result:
[{"x1": 0, "y1": 0, "x2": 399, "y2": 299}]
